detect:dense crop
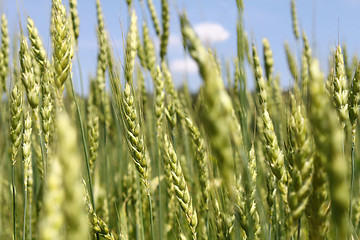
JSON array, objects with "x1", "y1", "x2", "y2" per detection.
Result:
[{"x1": 0, "y1": 0, "x2": 360, "y2": 239}]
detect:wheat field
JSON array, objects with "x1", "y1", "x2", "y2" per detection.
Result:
[{"x1": 0, "y1": 0, "x2": 359, "y2": 239}]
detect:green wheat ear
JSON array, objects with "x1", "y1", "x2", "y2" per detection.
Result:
[
  {"x1": 27, "y1": 17, "x2": 48, "y2": 70},
  {"x1": 39, "y1": 155, "x2": 65, "y2": 240},
  {"x1": 56, "y1": 112, "x2": 89, "y2": 239},
  {"x1": 160, "y1": 0, "x2": 170, "y2": 60},
  {"x1": 290, "y1": 0, "x2": 300, "y2": 40},
  {"x1": 87, "y1": 102, "x2": 99, "y2": 175},
  {"x1": 122, "y1": 82, "x2": 150, "y2": 190},
  {"x1": 0, "y1": 14, "x2": 9, "y2": 94},
  {"x1": 181, "y1": 13, "x2": 238, "y2": 200},
  {"x1": 10, "y1": 82, "x2": 23, "y2": 164},
  {"x1": 333, "y1": 45, "x2": 349, "y2": 126},
  {"x1": 69, "y1": 0, "x2": 80, "y2": 45},
  {"x1": 286, "y1": 95, "x2": 313, "y2": 237},
  {"x1": 52, "y1": 0, "x2": 72, "y2": 91},
  {"x1": 309, "y1": 59, "x2": 348, "y2": 238},
  {"x1": 263, "y1": 38, "x2": 274, "y2": 81},
  {"x1": 19, "y1": 35, "x2": 39, "y2": 109},
  {"x1": 349, "y1": 62, "x2": 360, "y2": 133},
  {"x1": 164, "y1": 135, "x2": 198, "y2": 239},
  {"x1": 146, "y1": 0, "x2": 161, "y2": 36},
  {"x1": 252, "y1": 43, "x2": 288, "y2": 206}
]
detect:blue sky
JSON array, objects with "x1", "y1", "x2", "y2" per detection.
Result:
[{"x1": 3, "y1": 0, "x2": 360, "y2": 94}]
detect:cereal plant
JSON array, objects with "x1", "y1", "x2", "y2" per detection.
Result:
[{"x1": 0, "y1": 0, "x2": 360, "y2": 239}]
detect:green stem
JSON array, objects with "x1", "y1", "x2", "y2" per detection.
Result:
[
  {"x1": 103, "y1": 120, "x2": 111, "y2": 228},
  {"x1": 32, "y1": 108, "x2": 47, "y2": 186},
  {"x1": 155, "y1": 132, "x2": 163, "y2": 240},
  {"x1": 22, "y1": 188, "x2": 27, "y2": 240},
  {"x1": 29, "y1": 192, "x2": 32, "y2": 240},
  {"x1": 76, "y1": 50, "x2": 84, "y2": 97},
  {"x1": 38, "y1": 120, "x2": 47, "y2": 186},
  {"x1": 69, "y1": 77, "x2": 95, "y2": 209},
  {"x1": 349, "y1": 131, "x2": 355, "y2": 221},
  {"x1": 268, "y1": 222, "x2": 272, "y2": 240},
  {"x1": 147, "y1": 193, "x2": 155, "y2": 240},
  {"x1": 138, "y1": 177, "x2": 145, "y2": 240},
  {"x1": 12, "y1": 164, "x2": 16, "y2": 240}
]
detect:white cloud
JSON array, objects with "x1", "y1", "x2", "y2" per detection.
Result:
[
  {"x1": 170, "y1": 57, "x2": 198, "y2": 74},
  {"x1": 194, "y1": 22, "x2": 230, "y2": 44}
]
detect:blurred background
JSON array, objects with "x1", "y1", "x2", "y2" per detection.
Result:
[{"x1": 3, "y1": 0, "x2": 360, "y2": 93}]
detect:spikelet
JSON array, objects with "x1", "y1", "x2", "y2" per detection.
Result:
[
  {"x1": 39, "y1": 157, "x2": 65, "y2": 240},
  {"x1": 22, "y1": 111, "x2": 33, "y2": 240},
  {"x1": 162, "y1": 61, "x2": 178, "y2": 130},
  {"x1": 19, "y1": 36, "x2": 39, "y2": 109},
  {"x1": 136, "y1": 31, "x2": 147, "y2": 68},
  {"x1": 163, "y1": 153, "x2": 177, "y2": 236},
  {"x1": 342, "y1": 44, "x2": 353, "y2": 81},
  {"x1": 252, "y1": 44, "x2": 288, "y2": 205},
  {"x1": 95, "y1": 58, "x2": 105, "y2": 109},
  {"x1": 213, "y1": 199, "x2": 226, "y2": 239},
  {"x1": 103, "y1": 93, "x2": 113, "y2": 135},
  {"x1": 96, "y1": 0, "x2": 108, "y2": 74},
  {"x1": 57, "y1": 113, "x2": 88, "y2": 239},
  {"x1": 52, "y1": 0, "x2": 72, "y2": 92},
  {"x1": 333, "y1": 45, "x2": 349, "y2": 126},
  {"x1": 354, "y1": 198, "x2": 360, "y2": 231},
  {"x1": 164, "y1": 135, "x2": 197, "y2": 238},
  {"x1": 136, "y1": 64, "x2": 147, "y2": 111},
  {"x1": 349, "y1": 62, "x2": 360, "y2": 135},
  {"x1": 125, "y1": 11, "x2": 138, "y2": 85},
  {"x1": 266, "y1": 174, "x2": 277, "y2": 224},
  {"x1": 0, "y1": 51, "x2": 4, "y2": 96},
  {"x1": 185, "y1": 117, "x2": 209, "y2": 212},
  {"x1": 253, "y1": 44, "x2": 268, "y2": 108},
  {"x1": 143, "y1": 22, "x2": 156, "y2": 78},
  {"x1": 88, "y1": 101, "x2": 99, "y2": 175},
  {"x1": 27, "y1": 17, "x2": 48, "y2": 70},
  {"x1": 96, "y1": 0, "x2": 105, "y2": 36},
  {"x1": 162, "y1": 60, "x2": 179, "y2": 103},
  {"x1": 146, "y1": 0, "x2": 161, "y2": 36},
  {"x1": 301, "y1": 51, "x2": 309, "y2": 97},
  {"x1": 154, "y1": 67, "x2": 165, "y2": 130},
  {"x1": 262, "y1": 38, "x2": 274, "y2": 81},
  {"x1": 94, "y1": 1, "x2": 109, "y2": 126},
  {"x1": 262, "y1": 109, "x2": 288, "y2": 204},
  {"x1": 302, "y1": 31, "x2": 312, "y2": 63},
  {"x1": 286, "y1": 95, "x2": 313, "y2": 237},
  {"x1": 284, "y1": 42, "x2": 298, "y2": 81},
  {"x1": 236, "y1": 178, "x2": 249, "y2": 238},
  {"x1": 0, "y1": 14, "x2": 8, "y2": 94},
  {"x1": 41, "y1": 68, "x2": 54, "y2": 151},
  {"x1": 22, "y1": 111, "x2": 32, "y2": 192},
  {"x1": 248, "y1": 145, "x2": 261, "y2": 239},
  {"x1": 122, "y1": 12, "x2": 151, "y2": 191},
  {"x1": 27, "y1": 17, "x2": 54, "y2": 153},
  {"x1": 122, "y1": 83, "x2": 150, "y2": 190},
  {"x1": 306, "y1": 153, "x2": 330, "y2": 239},
  {"x1": 290, "y1": 0, "x2": 299, "y2": 40},
  {"x1": 308, "y1": 59, "x2": 348, "y2": 237},
  {"x1": 69, "y1": 0, "x2": 80, "y2": 45},
  {"x1": 181, "y1": 14, "x2": 237, "y2": 199},
  {"x1": 160, "y1": 0, "x2": 170, "y2": 60},
  {"x1": 10, "y1": 82, "x2": 23, "y2": 164},
  {"x1": 20, "y1": 35, "x2": 45, "y2": 180},
  {"x1": 84, "y1": 184, "x2": 114, "y2": 240}
]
